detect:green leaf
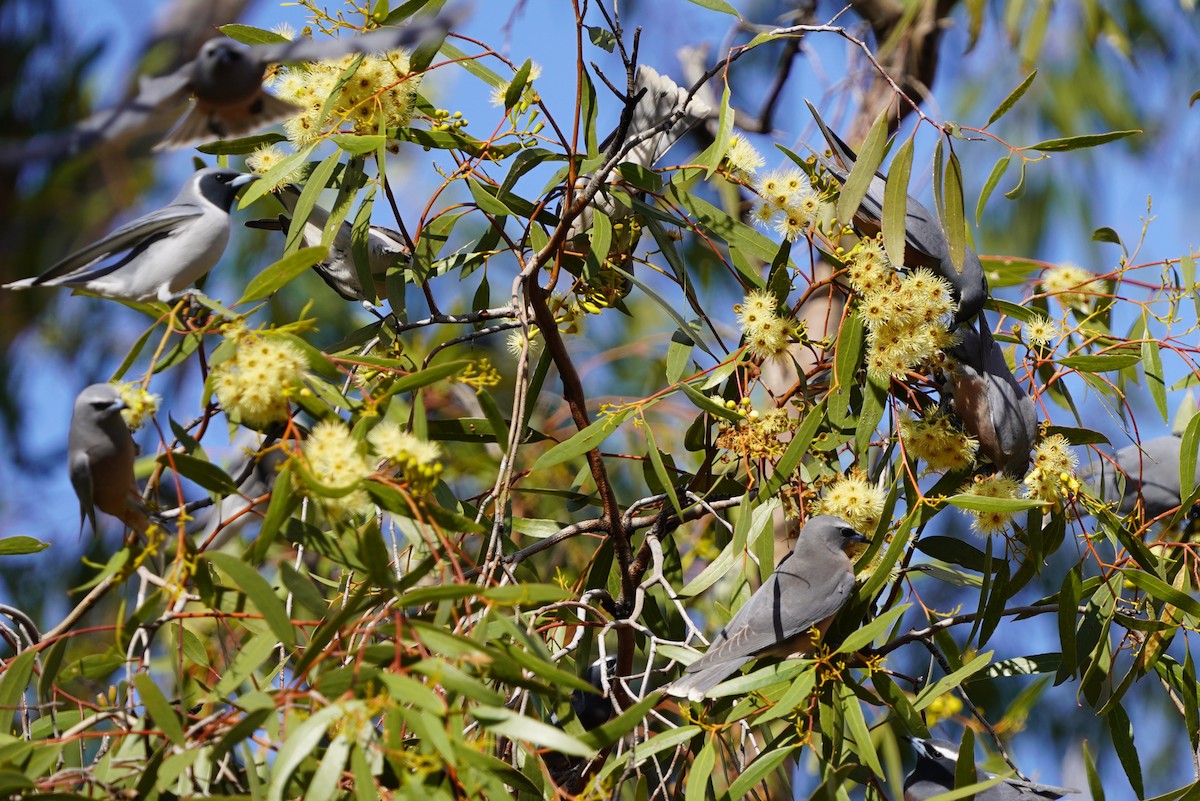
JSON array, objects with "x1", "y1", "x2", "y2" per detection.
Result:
[
  {"x1": 473, "y1": 705, "x2": 595, "y2": 758},
  {"x1": 1083, "y1": 740, "x2": 1106, "y2": 801},
  {"x1": 585, "y1": 25, "x2": 617, "y2": 52},
  {"x1": 975, "y1": 154, "x2": 1010, "y2": 225},
  {"x1": 1106, "y1": 703, "x2": 1143, "y2": 797},
  {"x1": 830, "y1": 313, "x2": 865, "y2": 428},
  {"x1": 1142, "y1": 329, "x2": 1168, "y2": 422},
  {"x1": 161, "y1": 453, "x2": 238, "y2": 494},
  {"x1": 236, "y1": 246, "x2": 328, "y2": 304},
  {"x1": 218, "y1": 23, "x2": 290, "y2": 45},
  {"x1": 644, "y1": 424, "x2": 682, "y2": 517},
  {"x1": 756, "y1": 398, "x2": 826, "y2": 502},
  {"x1": 0, "y1": 536, "x2": 49, "y2": 555},
  {"x1": 1123, "y1": 570, "x2": 1200, "y2": 621},
  {"x1": 837, "y1": 105, "x2": 890, "y2": 226},
  {"x1": 0, "y1": 650, "x2": 34, "y2": 735},
  {"x1": 1028, "y1": 129, "x2": 1141, "y2": 152},
  {"x1": 686, "y1": 740, "x2": 717, "y2": 801},
  {"x1": 285, "y1": 150, "x2": 341, "y2": 255},
  {"x1": 1003, "y1": 157, "x2": 1027, "y2": 199},
  {"x1": 883, "y1": 134, "x2": 915, "y2": 268},
  {"x1": 684, "y1": 0, "x2": 740, "y2": 15},
  {"x1": 268, "y1": 703, "x2": 349, "y2": 801},
  {"x1": 955, "y1": 727, "x2": 976, "y2": 799},
  {"x1": 874, "y1": 671, "x2": 930, "y2": 736},
  {"x1": 504, "y1": 59, "x2": 531, "y2": 110},
  {"x1": 1092, "y1": 226, "x2": 1123, "y2": 245},
  {"x1": 1180, "y1": 413, "x2": 1200, "y2": 513},
  {"x1": 837, "y1": 603, "x2": 910, "y2": 654},
  {"x1": 944, "y1": 493, "x2": 1048, "y2": 512},
  {"x1": 987, "y1": 70, "x2": 1037, "y2": 126},
  {"x1": 943, "y1": 149, "x2": 968, "y2": 273},
  {"x1": 206, "y1": 552, "x2": 295, "y2": 648},
  {"x1": 134, "y1": 674, "x2": 184, "y2": 746},
  {"x1": 238, "y1": 144, "x2": 316, "y2": 208},
  {"x1": 196, "y1": 132, "x2": 287, "y2": 156},
  {"x1": 914, "y1": 651, "x2": 993, "y2": 709},
  {"x1": 679, "y1": 382, "x2": 743, "y2": 422},
  {"x1": 530, "y1": 409, "x2": 629, "y2": 472},
  {"x1": 705, "y1": 83, "x2": 734, "y2": 178},
  {"x1": 330, "y1": 134, "x2": 387, "y2": 155},
  {"x1": 1058, "y1": 353, "x2": 1141, "y2": 372},
  {"x1": 724, "y1": 745, "x2": 794, "y2": 799}
]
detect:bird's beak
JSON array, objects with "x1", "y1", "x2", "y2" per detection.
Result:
[
  {"x1": 231, "y1": 173, "x2": 258, "y2": 188},
  {"x1": 847, "y1": 532, "x2": 869, "y2": 544}
]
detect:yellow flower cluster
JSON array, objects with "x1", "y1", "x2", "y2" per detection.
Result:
[
  {"x1": 1024, "y1": 433, "x2": 1079, "y2": 507},
  {"x1": 117, "y1": 384, "x2": 160, "y2": 430},
  {"x1": 734, "y1": 289, "x2": 805, "y2": 361},
  {"x1": 925, "y1": 692, "x2": 963, "y2": 726},
  {"x1": 847, "y1": 238, "x2": 958, "y2": 382},
  {"x1": 368, "y1": 422, "x2": 444, "y2": 494},
  {"x1": 300, "y1": 419, "x2": 375, "y2": 520},
  {"x1": 245, "y1": 143, "x2": 308, "y2": 192},
  {"x1": 274, "y1": 47, "x2": 420, "y2": 145},
  {"x1": 212, "y1": 330, "x2": 309, "y2": 428},
  {"x1": 751, "y1": 168, "x2": 823, "y2": 242},
  {"x1": 899, "y1": 411, "x2": 979, "y2": 473},
  {"x1": 1041, "y1": 263, "x2": 1104, "y2": 311},
  {"x1": 715, "y1": 403, "x2": 799, "y2": 463},
  {"x1": 960, "y1": 474, "x2": 1022, "y2": 536},
  {"x1": 723, "y1": 134, "x2": 764, "y2": 180},
  {"x1": 1023, "y1": 314, "x2": 1060, "y2": 349},
  {"x1": 814, "y1": 470, "x2": 885, "y2": 534},
  {"x1": 489, "y1": 62, "x2": 542, "y2": 110}
]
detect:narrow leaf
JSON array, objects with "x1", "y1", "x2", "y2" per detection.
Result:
[
  {"x1": 943, "y1": 149, "x2": 968, "y2": 273},
  {"x1": 237, "y1": 246, "x2": 328, "y2": 304},
  {"x1": 1029, "y1": 130, "x2": 1141, "y2": 152},
  {"x1": 837, "y1": 106, "x2": 890, "y2": 226},
  {"x1": 206, "y1": 552, "x2": 295, "y2": 648},
  {"x1": 976, "y1": 155, "x2": 1010, "y2": 225},
  {"x1": 883, "y1": 134, "x2": 914, "y2": 267},
  {"x1": 987, "y1": 70, "x2": 1037, "y2": 126}
]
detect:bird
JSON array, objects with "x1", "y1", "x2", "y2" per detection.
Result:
[
  {"x1": 904, "y1": 736, "x2": 1077, "y2": 801},
  {"x1": 4, "y1": 167, "x2": 254, "y2": 303},
  {"x1": 570, "y1": 655, "x2": 618, "y2": 731},
  {"x1": 245, "y1": 184, "x2": 409, "y2": 304},
  {"x1": 68, "y1": 384, "x2": 151, "y2": 536},
  {"x1": 805, "y1": 100, "x2": 989, "y2": 326},
  {"x1": 10, "y1": 13, "x2": 456, "y2": 155},
  {"x1": 1087, "y1": 434, "x2": 1200, "y2": 519},
  {"x1": 566, "y1": 64, "x2": 712, "y2": 239},
  {"x1": 197, "y1": 435, "x2": 290, "y2": 548},
  {"x1": 665, "y1": 515, "x2": 866, "y2": 701},
  {"x1": 947, "y1": 317, "x2": 1038, "y2": 476}
]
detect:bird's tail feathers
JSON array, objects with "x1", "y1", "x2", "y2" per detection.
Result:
[
  {"x1": 2, "y1": 277, "x2": 36, "y2": 291},
  {"x1": 663, "y1": 657, "x2": 749, "y2": 702}
]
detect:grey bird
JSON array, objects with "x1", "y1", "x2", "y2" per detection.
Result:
[
  {"x1": 4, "y1": 168, "x2": 254, "y2": 303},
  {"x1": 665, "y1": 515, "x2": 866, "y2": 701},
  {"x1": 806, "y1": 101, "x2": 989, "y2": 326},
  {"x1": 570, "y1": 655, "x2": 618, "y2": 730},
  {"x1": 947, "y1": 318, "x2": 1038, "y2": 476},
  {"x1": 904, "y1": 737, "x2": 1077, "y2": 801},
  {"x1": 245, "y1": 185, "x2": 409, "y2": 304},
  {"x1": 197, "y1": 437, "x2": 290, "y2": 548},
  {"x1": 1087, "y1": 434, "x2": 1200, "y2": 518},
  {"x1": 567, "y1": 64, "x2": 712, "y2": 239},
  {"x1": 69, "y1": 384, "x2": 150, "y2": 536},
  {"x1": 14, "y1": 14, "x2": 455, "y2": 155}
]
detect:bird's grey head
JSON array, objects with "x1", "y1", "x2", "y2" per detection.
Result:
[
  {"x1": 193, "y1": 168, "x2": 256, "y2": 211},
  {"x1": 952, "y1": 249, "x2": 989, "y2": 324},
  {"x1": 805, "y1": 515, "x2": 868, "y2": 552},
  {"x1": 74, "y1": 384, "x2": 126, "y2": 425},
  {"x1": 192, "y1": 39, "x2": 266, "y2": 100}
]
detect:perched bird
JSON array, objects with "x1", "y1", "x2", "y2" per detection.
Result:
[
  {"x1": 904, "y1": 737, "x2": 1077, "y2": 801},
  {"x1": 567, "y1": 64, "x2": 712, "y2": 238},
  {"x1": 665, "y1": 516, "x2": 866, "y2": 701},
  {"x1": 68, "y1": 384, "x2": 150, "y2": 535},
  {"x1": 947, "y1": 318, "x2": 1038, "y2": 476},
  {"x1": 570, "y1": 655, "x2": 618, "y2": 730},
  {"x1": 12, "y1": 14, "x2": 455, "y2": 155},
  {"x1": 245, "y1": 185, "x2": 409, "y2": 304},
  {"x1": 197, "y1": 436, "x2": 290, "y2": 548},
  {"x1": 4, "y1": 168, "x2": 254, "y2": 303},
  {"x1": 805, "y1": 101, "x2": 989, "y2": 325},
  {"x1": 1087, "y1": 434, "x2": 1200, "y2": 519}
]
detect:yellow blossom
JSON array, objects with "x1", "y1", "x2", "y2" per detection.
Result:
[
  {"x1": 368, "y1": 422, "x2": 444, "y2": 494},
  {"x1": 900, "y1": 412, "x2": 979, "y2": 472},
  {"x1": 724, "y1": 134, "x2": 765, "y2": 178},
  {"x1": 1024, "y1": 315, "x2": 1059, "y2": 348},
  {"x1": 1041, "y1": 263, "x2": 1104, "y2": 311},
  {"x1": 117, "y1": 384, "x2": 160, "y2": 430},
  {"x1": 815, "y1": 471, "x2": 886, "y2": 533},
  {"x1": 299, "y1": 419, "x2": 375, "y2": 519},
  {"x1": 212, "y1": 329, "x2": 309, "y2": 428},
  {"x1": 961, "y1": 475, "x2": 1022, "y2": 536}
]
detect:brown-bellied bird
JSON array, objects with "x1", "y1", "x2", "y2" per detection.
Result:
[
  {"x1": 68, "y1": 384, "x2": 151, "y2": 536},
  {"x1": 806, "y1": 100, "x2": 989, "y2": 326},
  {"x1": 665, "y1": 515, "x2": 865, "y2": 701}
]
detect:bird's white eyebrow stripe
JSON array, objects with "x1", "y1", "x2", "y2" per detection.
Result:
[{"x1": 931, "y1": 743, "x2": 960, "y2": 760}]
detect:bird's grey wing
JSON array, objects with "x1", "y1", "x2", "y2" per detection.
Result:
[
  {"x1": 68, "y1": 448, "x2": 96, "y2": 534},
  {"x1": 706, "y1": 550, "x2": 856, "y2": 662},
  {"x1": 620, "y1": 65, "x2": 712, "y2": 170},
  {"x1": 1113, "y1": 436, "x2": 1185, "y2": 515},
  {"x1": 250, "y1": 16, "x2": 452, "y2": 66},
  {"x1": 979, "y1": 769, "x2": 1077, "y2": 799},
  {"x1": 33, "y1": 205, "x2": 204, "y2": 284}
]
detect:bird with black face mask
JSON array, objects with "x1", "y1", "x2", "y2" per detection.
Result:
[
  {"x1": 68, "y1": 384, "x2": 152, "y2": 536},
  {"x1": 805, "y1": 101, "x2": 989, "y2": 327},
  {"x1": 665, "y1": 516, "x2": 866, "y2": 701},
  {"x1": 4, "y1": 168, "x2": 254, "y2": 303},
  {"x1": 904, "y1": 737, "x2": 1077, "y2": 801}
]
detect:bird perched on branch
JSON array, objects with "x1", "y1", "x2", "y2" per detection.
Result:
[
  {"x1": 246, "y1": 184, "x2": 409, "y2": 305},
  {"x1": 4, "y1": 167, "x2": 254, "y2": 303},
  {"x1": 904, "y1": 737, "x2": 1077, "y2": 801},
  {"x1": 805, "y1": 100, "x2": 989, "y2": 326},
  {"x1": 946, "y1": 317, "x2": 1038, "y2": 476},
  {"x1": 665, "y1": 515, "x2": 865, "y2": 701},
  {"x1": 7, "y1": 11, "x2": 457, "y2": 156},
  {"x1": 1086, "y1": 433, "x2": 1200, "y2": 519},
  {"x1": 68, "y1": 384, "x2": 151, "y2": 536}
]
